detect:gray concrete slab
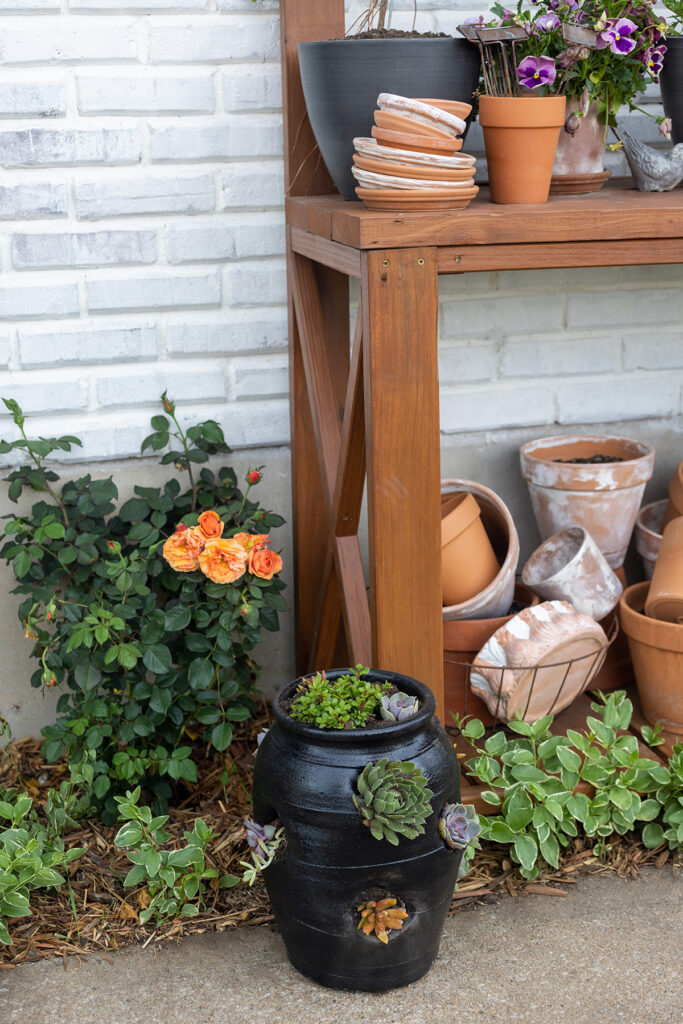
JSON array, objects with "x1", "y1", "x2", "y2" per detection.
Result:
[{"x1": 2, "y1": 868, "x2": 681, "y2": 1024}]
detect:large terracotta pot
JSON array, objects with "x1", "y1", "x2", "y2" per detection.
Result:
[
  {"x1": 520, "y1": 434, "x2": 655, "y2": 569},
  {"x1": 644, "y1": 518, "x2": 683, "y2": 623},
  {"x1": 479, "y1": 95, "x2": 566, "y2": 204},
  {"x1": 619, "y1": 582, "x2": 683, "y2": 738},
  {"x1": 635, "y1": 500, "x2": 668, "y2": 580},
  {"x1": 661, "y1": 459, "x2": 683, "y2": 530}
]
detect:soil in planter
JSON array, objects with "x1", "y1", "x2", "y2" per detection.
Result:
[
  {"x1": 281, "y1": 689, "x2": 421, "y2": 730},
  {"x1": 339, "y1": 29, "x2": 449, "y2": 39},
  {"x1": 554, "y1": 455, "x2": 624, "y2": 464}
]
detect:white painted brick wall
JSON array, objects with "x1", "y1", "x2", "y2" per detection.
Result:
[{"x1": 0, "y1": 0, "x2": 679, "y2": 469}]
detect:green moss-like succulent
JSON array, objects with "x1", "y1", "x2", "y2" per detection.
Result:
[
  {"x1": 353, "y1": 758, "x2": 433, "y2": 845},
  {"x1": 289, "y1": 665, "x2": 391, "y2": 730}
]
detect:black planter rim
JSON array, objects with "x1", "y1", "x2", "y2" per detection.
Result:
[
  {"x1": 299, "y1": 38, "x2": 469, "y2": 49},
  {"x1": 272, "y1": 668, "x2": 436, "y2": 744}
]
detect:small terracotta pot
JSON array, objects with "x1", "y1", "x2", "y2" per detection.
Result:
[
  {"x1": 441, "y1": 492, "x2": 499, "y2": 607},
  {"x1": 478, "y1": 95, "x2": 566, "y2": 205},
  {"x1": 441, "y1": 479, "x2": 520, "y2": 620},
  {"x1": 635, "y1": 500, "x2": 668, "y2": 580},
  {"x1": 520, "y1": 434, "x2": 655, "y2": 569},
  {"x1": 662, "y1": 459, "x2": 683, "y2": 530},
  {"x1": 620, "y1": 581, "x2": 683, "y2": 737},
  {"x1": 522, "y1": 526, "x2": 623, "y2": 620},
  {"x1": 644, "y1": 518, "x2": 683, "y2": 623},
  {"x1": 443, "y1": 582, "x2": 539, "y2": 724}
]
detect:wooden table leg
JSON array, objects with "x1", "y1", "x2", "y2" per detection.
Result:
[{"x1": 362, "y1": 247, "x2": 444, "y2": 718}]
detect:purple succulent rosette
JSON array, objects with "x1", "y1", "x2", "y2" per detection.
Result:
[
  {"x1": 244, "y1": 817, "x2": 277, "y2": 857},
  {"x1": 439, "y1": 803, "x2": 482, "y2": 852},
  {"x1": 379, "y1": 691, "x2": 420, "y2": 723},
  {"x1": 517, "y1": 53, "x2": 558, "y2": 89},
  {"x1": 597, "y1": 17, "x2": 637, "y2": 54}
]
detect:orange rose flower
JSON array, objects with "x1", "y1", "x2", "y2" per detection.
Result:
[
  {"x1": 198, "y1": 538, "x2": 248, "y2": 585},
  {"x1": 233, "y1": 532, "x2": 270, "y2": 553},
  {"x1": 163, "y1": 527, "x2": 200, "y2": 573},
  {"x1": 248, "y1": 547, "x2": 283, "y2": 580},
  {"x1": 197, "y1": 510, "x2": 224, "y2": 540}
]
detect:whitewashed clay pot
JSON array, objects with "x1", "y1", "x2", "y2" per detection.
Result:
[
  {"x1": 635, "y1": 500, "x2": 668, "y2": 580},
  {"x1": 520, "y1": 434, "x2": 655, "y2": 569},
  {"x1": 353, "y1": 137, "x2": 476, "y2": 169},
  {"x1": 441, "y1": 479, "x2": 520, "y2": 621},
  {"x1": 377, "y1": 93, "x2": 467, "y2": 138},
  {"x1": 470, "y1": 600, "x2": 608, "y2": 723},
  {"x1": 351, "y1": 167, "x2": 475, "y2": 191},
  {"x1": 644, "y1": 517, "x2": 683, "y2": 624},
  {"x1": 522, "y1": 526, "x2": 623, "y2": 620},
  {"x1": 552, "y1": 100, "x2": 605, "y2": 176}
]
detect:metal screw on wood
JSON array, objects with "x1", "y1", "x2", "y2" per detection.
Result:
[
  {"x1": 418, "y1": 258, "x2": 425, "y2": 265},
  {"x1": 454, "y1": 255, "x2": 462, "y2": 263},
  {"x1": 382, "y1": 259, "x2": 390, "y2": 266}
]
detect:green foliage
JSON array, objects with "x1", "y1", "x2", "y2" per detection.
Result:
[
  {"x1": 662, "y1": 0, "x2": 683, "y2": 30},
  {"x1": 289, "y1": 666, "x2": 391, "y2": 730},
  {"x1": 0, "y1": 792, "x2": 83, "y2": 945},
  {"x1": 455, "y1": 691, "x2": 677, "y2": 879},
  {"x1": 638, "y1": 738, "x2": 683, "y2": 851},
  {"x1": 114, "y1": 787, "x2": 238, "y2": 924},
  {"x1": 0, "y1": 396, "x2": 286, "y2": 822},
  {"x1": 353, "y1": 758, "x2": 433, "y2": 845}
]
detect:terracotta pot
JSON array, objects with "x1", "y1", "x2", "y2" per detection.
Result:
[
  {"x1": 374, "y1": 109, "x2": 457, "y2": 142},
  {"x1": 620, "y1": 581, "x2": 683, "y2": 737},
  {"x1": 371, "y1": 125, "x2": 462, "y2": 155},
  {"x1": 478, "y1": 95, "x2": 566, "y2": 204},
  {"x1": 441, "y1": 492, "x2": 499, "y2": 608},
  {"x1": 441, "y1": 479, "x2": 520, "y2": 620},
  {"x1": 644, "y1": 518, "x2": 683, "y2": 623},
  {"x1": 522, "y1": 526, "x2": 623, "y2": 620},
  {"x1": 520, "y1": 434, "x2": 655, "y2": 569},
  {"x1": 443, "y1": 582, "x2": 539, "y2": 724},
  {"x1": 662, "y1": 459, "x2": 683, "y2": 530},
  {"x1": 635, "y1": 500, "x2": 668, "y2": 580},
  {"x1": 415, "y1": 98, "x2": 473, "y2": 121},
  {"x1": 552, "y1": 100, "x2": 605, "y2": 176}
]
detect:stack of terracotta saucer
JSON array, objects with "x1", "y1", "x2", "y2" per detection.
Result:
[{"x1": 352, "y1": 93, "x2": 479, "y2": 211}]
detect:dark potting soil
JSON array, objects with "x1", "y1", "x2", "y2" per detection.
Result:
[
  {"x1": 339, "y1": 29, "x2": 450, "y2": 39},
  {"x1": 554, "y1": 455, "x2": 624, "y2": 464},
  {"x1": 506, "y1": 600, "x2": 526, "y2": 615},
  {"x1": 281, "y1": 690, "x2": 421, "y2": 731}
]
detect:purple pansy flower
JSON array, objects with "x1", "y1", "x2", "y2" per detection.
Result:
[
  {"x1": 644, "y1": 44, "x2": 667, "y2": 77},
  {"x1": 536, "y1": 12, "x2": 560, "y2": 31},
  {"x1": 517, "y1": 54, "x2": 557, "y2": 89},
  {"x1": 598, "y1": 17, "x2": 638, "y2": 54}
]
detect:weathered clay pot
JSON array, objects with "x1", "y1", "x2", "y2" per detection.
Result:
[
  {"x1": 552, "y1": 100, "x2": 605, "y2": 176},
  {"x1": 522, "y1": 526, "x2": 623, "y2": 620},
  {"x1": 470, "y1": 600, "x2": 608, "y2": 722},
  {"x1": 620, "y1": 582, "x2": 683, "y2": 738},
  {"x1": 441, "y1": 492, "x2": 500, "y2": 608},
  {"x1": 662, "y1": 459, "x2": 683, "y2": 530},
  {"x1": 441, "y1": 479, "x2": 520, "y2": 620},
  {"x1": 644, "y1": 518, "x2": 683, "y2": 623},
  {"x1": 635, "y1": 500, "x2": 668, "y2": 580},
  {"x1": 520, "y1": 434, "x2": 655, "y2": 569},
  {"x1": 479, "y1": 95, "x2": 566, "y2": 204},
  {"x1": 443, "y1": 582, "x2": 540, "y2": 725}
]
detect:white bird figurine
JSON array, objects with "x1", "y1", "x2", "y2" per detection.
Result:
[{"x1": 612, "y1": 125, "x2": 683, "y2": 192}]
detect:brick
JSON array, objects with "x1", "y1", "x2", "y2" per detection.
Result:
[
  {"x1": 96, "y1": 364, "x2": 226, "y2": 408},
  {"x1": 0, "y1": 333, "x2": 11, "y2": 368},
  {"x1": 440, "y1": 293, "x2": 564, "y2": 338},
  {"x1": 148, "y1": 17, "x2": 279, "y2": 64},
  {"x1": 221, "y1": 162, "x2": 284, "y2": 208},
  {"x1": 0, "y1": 75, "x2": 66, "y2": 117},
  {"x1": 75, "y1": 173, "x2": 214, "y2": 219},
  {"x1": 165, "y1": 213, "x2": 284, "y2": 263},
  {"x1": 0, "y1": 18, "x2": 137, "y2": 64},
  {"x1": 220, "y1": 398, "x2": 289, "y2": 447},
  {"x1": 567, "y1": 289, "x2": 681, "y2": 329},
  {"x1": 556, "y1": 374, "x2": 680, "y2": 424},
  {"x1": 438, "y1": 342, "x2": 497, "y2": 385},
  {"x1": 623, "y1": 333, "x2": 683, "y2": 371},
  {"x1": 500, "y1": 335, "x2": 621, "y2": 378},
  {"x1": 224, "y1": 259, "x2": 286, "y2": 306},
  {"x1": 77, "y1": 73, "x2": 214, "y2": 115},
  {"x1": 0, "y1": 280, "x2": 79, "y2": 320},
  {"x1": 440, "y1": 385, "x2": 554, "y2": 433},
  {"x1": 86, "y1": 268, "x2": 221, "y2": 312},
  {"x1": 150, "y1": 117, "x2": 283, "y2": 162},
  {"x1": 0, "y1": 376, "x2": 88, "y2": 415},
  {"x1": 166, "y1": 309, "x2": 287, "y2": 356},
  {"x1": 11, "y1": 410, "x2": 152, "y2": 462},
  {"x1": 0, "y1": 128, "x2": 140, "y2": 168},
  {"x1": 12, "y1": 230, "x2": 156, "y2": 269},
  {"x1": 229, "y1": 354, "x2": 288, "y2": 400},
  {"x1": 71, "y1": 0, "x2": 205, "y2": 8},
  {"x1": 0, "y1": 0, "x2": 59, "y2": 9},
  {"x1": 0, "y1": 182, "x2": 67, "y2": 219},
  {"x1": 221, "y1": 65, "x2": 281, "y2": 112},
  {"x1": 19, "y1": 323, "x2": 158, "y2": 367}
]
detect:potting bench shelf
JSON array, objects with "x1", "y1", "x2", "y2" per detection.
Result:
[{"x1": 280, "y1": 1, "x2": 683, "y2": 719}]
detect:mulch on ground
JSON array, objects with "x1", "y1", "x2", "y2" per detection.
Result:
[{"x1": 0, "y1": 707, "x2": 679, "y2": 970}]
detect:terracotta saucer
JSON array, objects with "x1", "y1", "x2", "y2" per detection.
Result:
[
  {"x1": 377, "y1": 94, "x2": 466, "y2": 137},
  {"x1": 371, "y1": 126, "x2": 462, "y2": 154},
  {"x1": 415, "y1": 98, "x2": 473, "y2": 120},
  {"x1": 354, "y1": 137, "x2": 474, "y2": 168},
  {"x1": 355, "y1": 186, "x2": 479, "y2": 211},
  {"x1": 549, "y1": 170, "x2": 612, "y2": 195},
  {"x1": 353, "y1": 154, "x2": 476, "y2": 182},
  {"x1": 352, "y1": 166, "x2": 475, "y2": 190},
  {"x1": 374, "y1": 109, "x2": 457, "y2": 142}
]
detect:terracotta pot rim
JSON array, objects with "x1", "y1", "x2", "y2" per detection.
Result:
[
  {"x1": 635, "y1": 499, "x2": 668, "y2": 545},
  {"x1": 441, "y1": 491, "x2": 480, "y2": 547},
  {"x1": 669, "y1": 459, "x2": 683, "y2": 511},
  {"x1": 479, "y1": 94, "x2": 566, "y2": 129},
  {"x1": 620, "y1": 582, "x2": 683, "y2": 653},
  {"x1": 520, "y1": 433, "x2": 655, "y2": 491}
]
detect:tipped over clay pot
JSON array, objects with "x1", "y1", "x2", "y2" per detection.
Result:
[
  {"x1": 441, "y1": 479, "x2": 520, "y2": 620},
  {"x1": 644, "y1": 517, "x2": 683, "y2": 623},
  {"x1": 662, "y1": 459, "x2": 683, "y2": 530},
  {"x1": 635, "y1": 500, "x2": 668, "y2": 580},
  {"x1": 520, "y1": 434, "x2": 655, "y2": 569},
  {"x1": 441, "y1": 492, "x2": 499, "y2": 608},
  {"x1": 620, "y1": 581, "x2": 683, "y2": 738},
  {"x1": 522, "y1": 526, "x2": 623, "y2": 620}
]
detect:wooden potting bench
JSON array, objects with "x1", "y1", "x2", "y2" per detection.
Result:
[{"x1": 280, "y1": 0, "x2": 683, "y2": 721}]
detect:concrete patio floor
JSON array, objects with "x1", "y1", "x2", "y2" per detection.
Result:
[{"x1": 2, "y1": 868, "x2": 681, "y2": 1024}]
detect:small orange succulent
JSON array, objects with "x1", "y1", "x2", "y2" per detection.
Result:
[{"x1": 357, "y1": 898, "x2": 408, "y2": 944}]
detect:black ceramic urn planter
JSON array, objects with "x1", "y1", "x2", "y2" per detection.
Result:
[
  {"x1": 298, "y1": 39, "x2": 481, "y2": 200},
  {"x1": 252, "y1": 670, "x2": 462, "y2": 991},
  {"x1": 661, "y1": 37, "x2": 683, "y2": 146}
]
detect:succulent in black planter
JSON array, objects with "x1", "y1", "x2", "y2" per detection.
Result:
[{"x1": 250, "y1": 665, "x2": 478, "y2": 991}]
